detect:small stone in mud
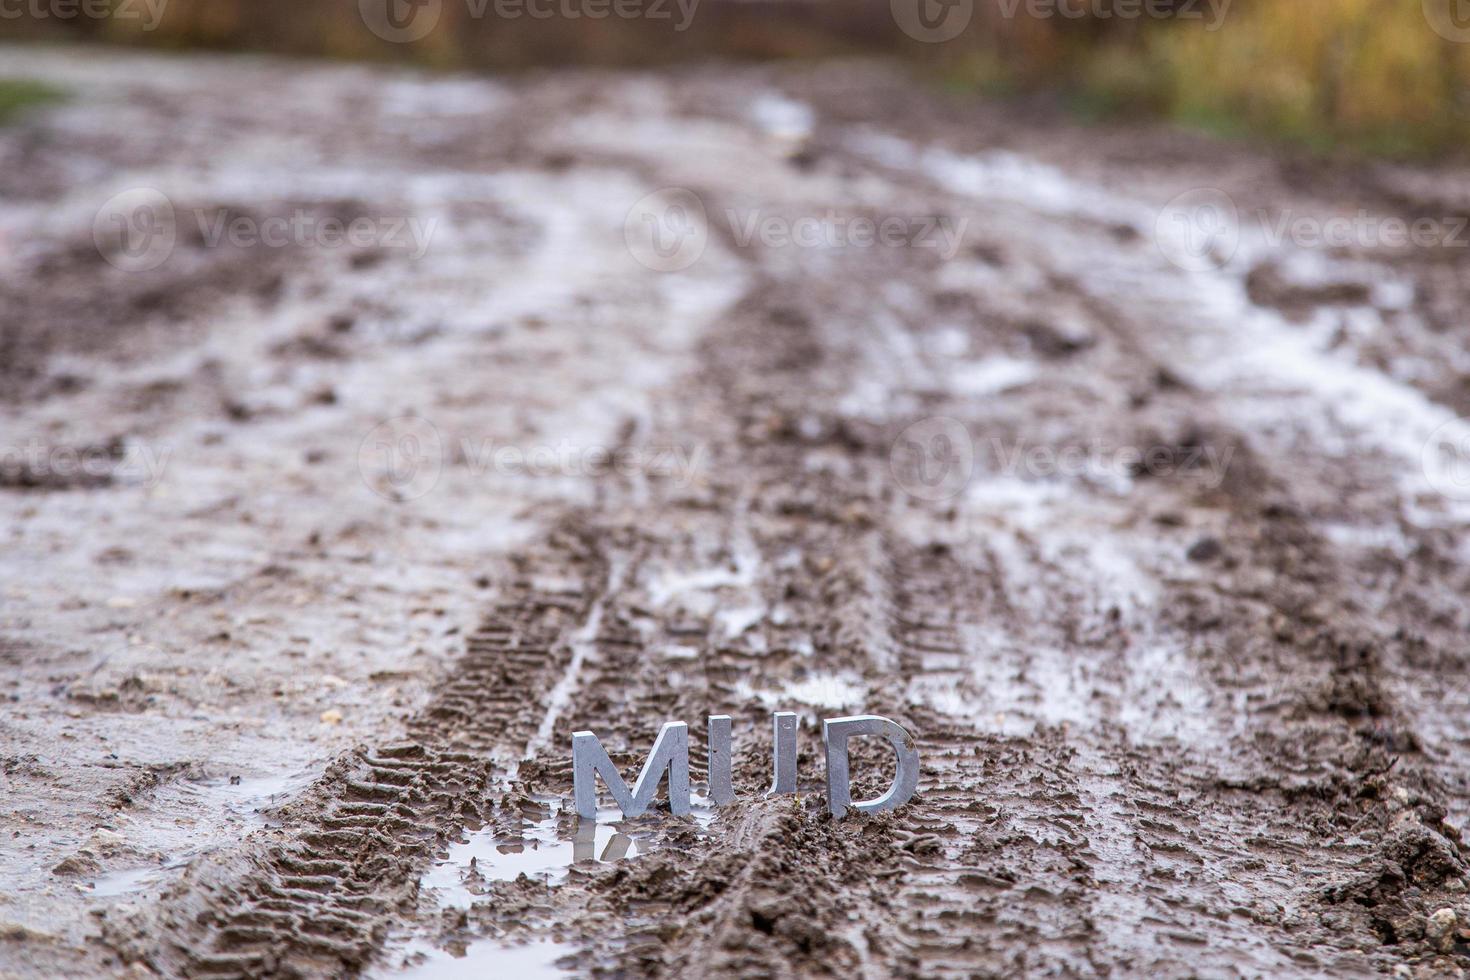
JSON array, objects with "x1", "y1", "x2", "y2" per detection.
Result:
[
  {"x1": 1187, "y1": 537, "x2": 1223, "y2": 563},
  {"x1": 320, "y1": 708, "x2": 343, "y2": 725},
  {"x1": 787, "y1": 147, "x2": 818, "y2": 171},
  {"x1": 903, "y1": 834, "x2": 943, "y2": 855},
  {"x1": 52, "y1": 852, "x2": 100, "y2": 877},
  {"x1": 1426, "y1": 907, "x2": 1457, "y2": 952}
]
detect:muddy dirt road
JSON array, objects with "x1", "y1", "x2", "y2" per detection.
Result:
[{"x1": 4, "y1": 45, "x2": 1470, "y2": 979}]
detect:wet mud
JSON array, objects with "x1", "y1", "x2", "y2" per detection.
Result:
[{"x1": 2, "y1": 47, "x2": 1470, "y2": 979}]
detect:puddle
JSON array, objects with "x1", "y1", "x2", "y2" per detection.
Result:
[
  {"x1": 734, "y1": 672, "x2": 868, "y2": 713},
  {"x1": 80, "y1": 772, "x2": 313, "y2": 899},
  {"x1": 87, "y1": 866, "x2": 167, "y2": 897},
  {"x1": 163, "y1": 769, "x2": 318, "y2": 830},
  {"x1": 388, "y1": 937, "x2": 575, "y2": 979},
  {"x1": 420, "y1": 796, "x2": 715, "y2": 908}
]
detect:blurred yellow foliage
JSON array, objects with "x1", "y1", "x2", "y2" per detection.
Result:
[{"x1": 1152, "y1": 0, "x2": 1470, "y2": 153}]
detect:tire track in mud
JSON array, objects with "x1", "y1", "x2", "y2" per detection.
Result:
[
  {"x1": 394, "y1": 93, "x2": 1459, "y2": 975},
  {"x1": 90, "y1": 63, "x2": 1470, "y2": 978},
  {"x1": 405, "y1": 272, "x2": 926, "y2": 977},
  {"x1": 438, "y1": 227, "x2": 1253, "y2": 976},
  {"x1": 1037, "y1": 175, "x2": 1470, "y2": 965},
  {"x1": 124, "y1": 531, "x2": 611, "y2": 978},
  {"x1": 806, "y1": 94, "x2": 1470, "y2": 970},
  {"x1": 549, "y1": 93, "x2": 1470, "y2": 975}
]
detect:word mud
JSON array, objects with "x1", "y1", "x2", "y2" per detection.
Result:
[{"x1": 572, "y1": 712, "x2": 920, "y2": 820}]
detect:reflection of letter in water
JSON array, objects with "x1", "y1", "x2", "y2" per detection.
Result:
[
  {"x1": 572, "y1": 723, "x2": 690, "y2": 820},
  {"x1": 574, "y1": 820, "x2": 636, "y2": 864},
  {"x1": 601, "y1": 833, "x2": 634, "y2": 862},
  {"x1": 708, "y1": 715, "x2": 734, "y2": 806},
  {"x1": 822, "y1": 716, "x2": 920, "y2": 820},
  {"x1": 768, "y1": 712, "x2": 798, "y2": 795},
  {"x1": 573, "y1": 817, "x2": 598, "y2": 864}
]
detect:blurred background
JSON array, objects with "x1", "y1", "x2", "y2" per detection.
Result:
[{"x1": 2, "y1": 0, "x2": 1469, "y2": 159}]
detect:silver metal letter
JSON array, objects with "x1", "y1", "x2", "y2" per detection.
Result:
[
  {"x1": 769, "y1": 711, "x2": 798, "y2": 795},
  {"x1": 822, "y1": 715, "x2": 919, "y2": 820},
  {"x1": 572, "y1": 722, "x2": 691, "y2": 820},
  {"x1": 708, "y1": 715, "x2": 734, "y2": 806}
]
